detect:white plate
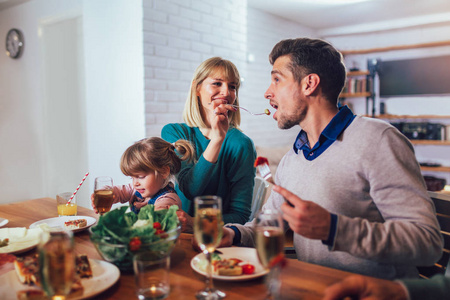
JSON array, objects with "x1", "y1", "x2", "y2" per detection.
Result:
[
  {"x1": 0, "y1": 259, "x2": 120, "y2": 300},
  {"x1": 191, "y1": 247, "x2": 269, "y2": 281},
  {"x1": 29, "y1": 216, "x2": 97, "y2": 233},
  {"x1": 0, "y1": 227, "x2": 42, "y2": 255},
  {"x1": 0, "y1": 218, "x2": 8, "y2": 228}
]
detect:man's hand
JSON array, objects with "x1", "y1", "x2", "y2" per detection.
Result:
[
  {"x1": 323, "y1": 275, "x2": 408, "y2": 300},
  {"x1": 176, "y1": 210, "x2": 194, "y2": 233},
  {"x1": 191, "y1": 226, "x2": 235, "y2": 252},
  {"x1": 272, "y1": 185, "x2": 331, "y2": 240}
]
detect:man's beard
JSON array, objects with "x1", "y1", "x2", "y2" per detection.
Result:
[{"x1": 277, "y1": 106, "x2": 307, "y2": 130}]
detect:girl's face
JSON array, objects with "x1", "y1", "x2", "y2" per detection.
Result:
[
  {"x1": 197, "y1": 70, "x2": 238, "y2": 110},
  {"x1": 131, "y1": 170, "x2": 168, "y2": 199}
]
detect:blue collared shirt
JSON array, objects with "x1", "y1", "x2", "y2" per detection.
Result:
[
  {"x1": 293, "y1": 105, "x2": 355, "y2": 247},
  {"x1": 293, "y1": 105, "x2": 356, "y2": 160}
]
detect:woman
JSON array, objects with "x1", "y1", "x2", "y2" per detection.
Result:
[{"x1": 162, "y1": 57, "x2": 256, "y2": 231}]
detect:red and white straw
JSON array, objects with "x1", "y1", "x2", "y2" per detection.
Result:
[{"x1": 67, "y1": 172, "x2": 89, "y2": 204}]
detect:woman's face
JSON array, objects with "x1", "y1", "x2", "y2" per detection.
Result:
[{"x1": 196, "y1": 70, "x2": 238, "y2": 110}]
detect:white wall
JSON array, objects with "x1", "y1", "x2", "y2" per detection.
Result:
[
  {"x1": 0, "y1": 0, "x2": 144, "y2": 207},
  {"x1": 323, "y1": 23, "x2": 450, "y2": 183},
  {"x1": 142, "y1": 0, "x2": 316, "y2": 148}
]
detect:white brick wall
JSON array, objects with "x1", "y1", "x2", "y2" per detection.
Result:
[
  {"x1": 143, "y1": 0, "x2": 247, "y2": 136},
  {"x1": 143, "y1": 0, "x2": 316, "y2": 149}
]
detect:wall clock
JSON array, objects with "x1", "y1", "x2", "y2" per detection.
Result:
[{"x1": 5, "y1": 28, "x2": 24, "y2": 59}]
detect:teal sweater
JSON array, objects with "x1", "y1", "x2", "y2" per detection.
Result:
[{"x1": 161, "y1": 123, "x2": 256, "y2": 224}]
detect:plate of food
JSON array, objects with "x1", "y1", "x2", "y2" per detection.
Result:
[
  {"x1": 0, "y1": 227, "x2": 43, "y2": 255},
  {"x1": 0, "y1": 253, "x2": 120, "y2": 300},
  {"x1": 191, "y1": 247, "x2": 269, "y2": 281},
  {"x1": 29, "y1": 216, "x2": 97, "y2": 233},
  {"x1": 0, "y1": 218, "x2": 8, "y2": 228}
]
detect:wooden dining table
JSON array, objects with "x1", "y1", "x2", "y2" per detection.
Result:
[{"x1": 0, "y1": 197, "x2": 356, "y2": 300}]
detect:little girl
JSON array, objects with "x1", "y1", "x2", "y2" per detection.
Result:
[{"x1": 92, "y1": 137, "x2": 195, "y2": 214}]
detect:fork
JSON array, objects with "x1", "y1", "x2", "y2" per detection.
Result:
[{"x1": 230, "y1": 105, "x2": 270, "y2": 116}]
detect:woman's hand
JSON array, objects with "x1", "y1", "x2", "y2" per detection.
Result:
[{"x1": 176, "y1": 210, "x2": 194, "y2": 233}]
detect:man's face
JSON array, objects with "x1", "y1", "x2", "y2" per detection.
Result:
[{"x1": 264, "y1": 55, "x2": 307, "y2": 130}]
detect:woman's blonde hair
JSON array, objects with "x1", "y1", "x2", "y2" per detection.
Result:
[
  {"x1": 120, "y1": 137, "x2": 195, "y2": 179},
  {"x1": 183, "y1": 57, "x2": 241, "y2": 129}
]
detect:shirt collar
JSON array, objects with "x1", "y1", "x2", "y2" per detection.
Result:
[{"x1": 293, "y1": 105, "x2": 355, "y2": 153}]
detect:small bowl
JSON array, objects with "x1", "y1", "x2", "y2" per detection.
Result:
[{"x1": 89, "y1": 225, "x2": 181, "y2": 271}]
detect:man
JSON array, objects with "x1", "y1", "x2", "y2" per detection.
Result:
[{"x1": 220, "y1": 38, "x2": 442, "y2": 279}]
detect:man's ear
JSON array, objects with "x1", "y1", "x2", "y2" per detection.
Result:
[{"x1": 302, "y1": 73, "x2": 320, "y2": 96}]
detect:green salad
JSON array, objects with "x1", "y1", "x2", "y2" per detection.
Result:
[{"x1": 90, "y1": 205, "x2": 180, "y2": 270}]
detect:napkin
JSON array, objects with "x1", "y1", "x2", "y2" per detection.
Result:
[{"x1": 0, "y1": 227, "x2": 43, "y2": 254}]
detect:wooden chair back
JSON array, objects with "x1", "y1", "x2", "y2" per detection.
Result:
[{"x1": 417, "y1": 192, "x2": 450, "y2": 278}]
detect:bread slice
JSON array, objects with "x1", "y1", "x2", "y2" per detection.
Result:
[
  {"x1": 64, "y1": 219, "x2": 87, "y2": 230},
  {"x1": 213, "y1": 258, "x2": 243, "y2": 276},
  {"x1": 14, "y1": 255, "x2": 39, "y2": 285}
]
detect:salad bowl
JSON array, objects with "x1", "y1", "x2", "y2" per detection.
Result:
[{"x1": 89, "y1": 205, "x2": 181, "y2": 271}]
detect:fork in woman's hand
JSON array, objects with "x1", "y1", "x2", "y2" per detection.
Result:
[{"x1": 230, "y1": 104, "x2": 271, "y2": 116}]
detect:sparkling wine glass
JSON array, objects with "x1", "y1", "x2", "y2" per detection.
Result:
[
  {"x1": 194, "y1": 195, "x2": 225, "y2": 300},
  {"x1": 255, "y1": 209, "x2": 285, "y2": 300},
  {"x1": 38, "y1": 230, "x2": 75, "y2": 300}
]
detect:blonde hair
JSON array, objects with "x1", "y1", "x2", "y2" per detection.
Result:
[
  {"x1": 183, "y1": 57, "x2": 241, "y2": 129},
  {"x1": 120, "y1": 137, "x2": 195, "y2": 179}
]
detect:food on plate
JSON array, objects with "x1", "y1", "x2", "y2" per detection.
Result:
[
  {"x1": 0, "y1": 253, "x2": 16, "y2": 266},
  {"x1": 64, "y1": 218, "x2": 87, "y2": 230},
  {"x1": 0, "y1": 238, "x2": 9, "y2": 247},
  {"x1": 0, "y1": 227, "x2": 42, "y2": 254},
  {"x1": 213, "y1": 258, "x2": 243, "y2": 276},
  {"x1": 199, "y1": 253, "x2": 256, "y2": 276},
  {"x1": 76, "y1": 254, "x2": 93, "y2": 278},
  {"x1": 14, "y1": 254, "x2": 39, "y2": 285},
  {"x1": 14, "y1": 254, "x2": 93, "y2": 286}
]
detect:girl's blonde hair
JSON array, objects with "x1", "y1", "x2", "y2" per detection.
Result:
[
  {"x1": 183, "y1": 57, "x2": 241, "y2": 129},
  {"x1": 120, "y1": 137, "x2": 195, "y2": 178}
]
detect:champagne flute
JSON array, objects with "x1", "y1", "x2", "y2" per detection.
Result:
[
  {"x1": 194, "y1": 195, "x2": 225, "y2": 300},
  {"x1": 94, "y1": 176, "x2": 114, "y2": 215},
  {"x1": 255, "y1": 209, "x2": 285, "y2": 300},
  {"x1": 39, "y1": 230, "x2": 75, "y2": 299}
]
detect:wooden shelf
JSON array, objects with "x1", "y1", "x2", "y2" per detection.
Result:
[
  {"x1": 339, "y1": 92, "x2": 371, "y2": 98},
  {"x1": 421, "y1": 166, "x2": 450, "y2": 173},
  {"x1": 411, "y1": 140, "x2": 450, "y2": 146},
  {"x1": 347, "y1": 70, "x2": 370, "y2": 76},
  {"x1": 376, "y1": 114, "x2": 450, "y2": 120}
]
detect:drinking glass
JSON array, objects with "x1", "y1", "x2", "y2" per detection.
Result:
[
  {"x1": 194, "y1": 195, "x2": 225, "y2": 300},
  {"x1": 94, "y1": 176, "x2": 114, "y2": 215},
  {"x1": 255, "y1": 209, "x2": 285, "y2": 300},
  {"x1": 38, "y1": 230, "x2": 75, "y2": 300},
  {"x1": 56, "y1": 192, "x2": 77, "y2": 216}
]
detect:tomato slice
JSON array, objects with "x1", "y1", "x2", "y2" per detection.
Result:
[{"x1": 241, "y1": 263, "x2": 255, "y2": 275}]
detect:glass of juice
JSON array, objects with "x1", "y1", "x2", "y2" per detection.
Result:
[
  {"x1": 94, "y1": 176, "x2": 114, "y2": 215},
  {"x1": 56, "y1": 192, "x2": 77, "y2": 217}
]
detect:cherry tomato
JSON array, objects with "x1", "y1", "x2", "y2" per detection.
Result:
[
  {"x1": 153, "y1": 222, "x2": 162, "y2": 230},
  {"x1": 241, "y1": 264, "x2": 255, "y2": 275},
  {"x1": 129, "y1": 237, "x2": 142, "y2": 251}
]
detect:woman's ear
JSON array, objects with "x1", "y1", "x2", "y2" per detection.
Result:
[{"x1": 302, "y1": 73, "x2": 320, "y2": 96}]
